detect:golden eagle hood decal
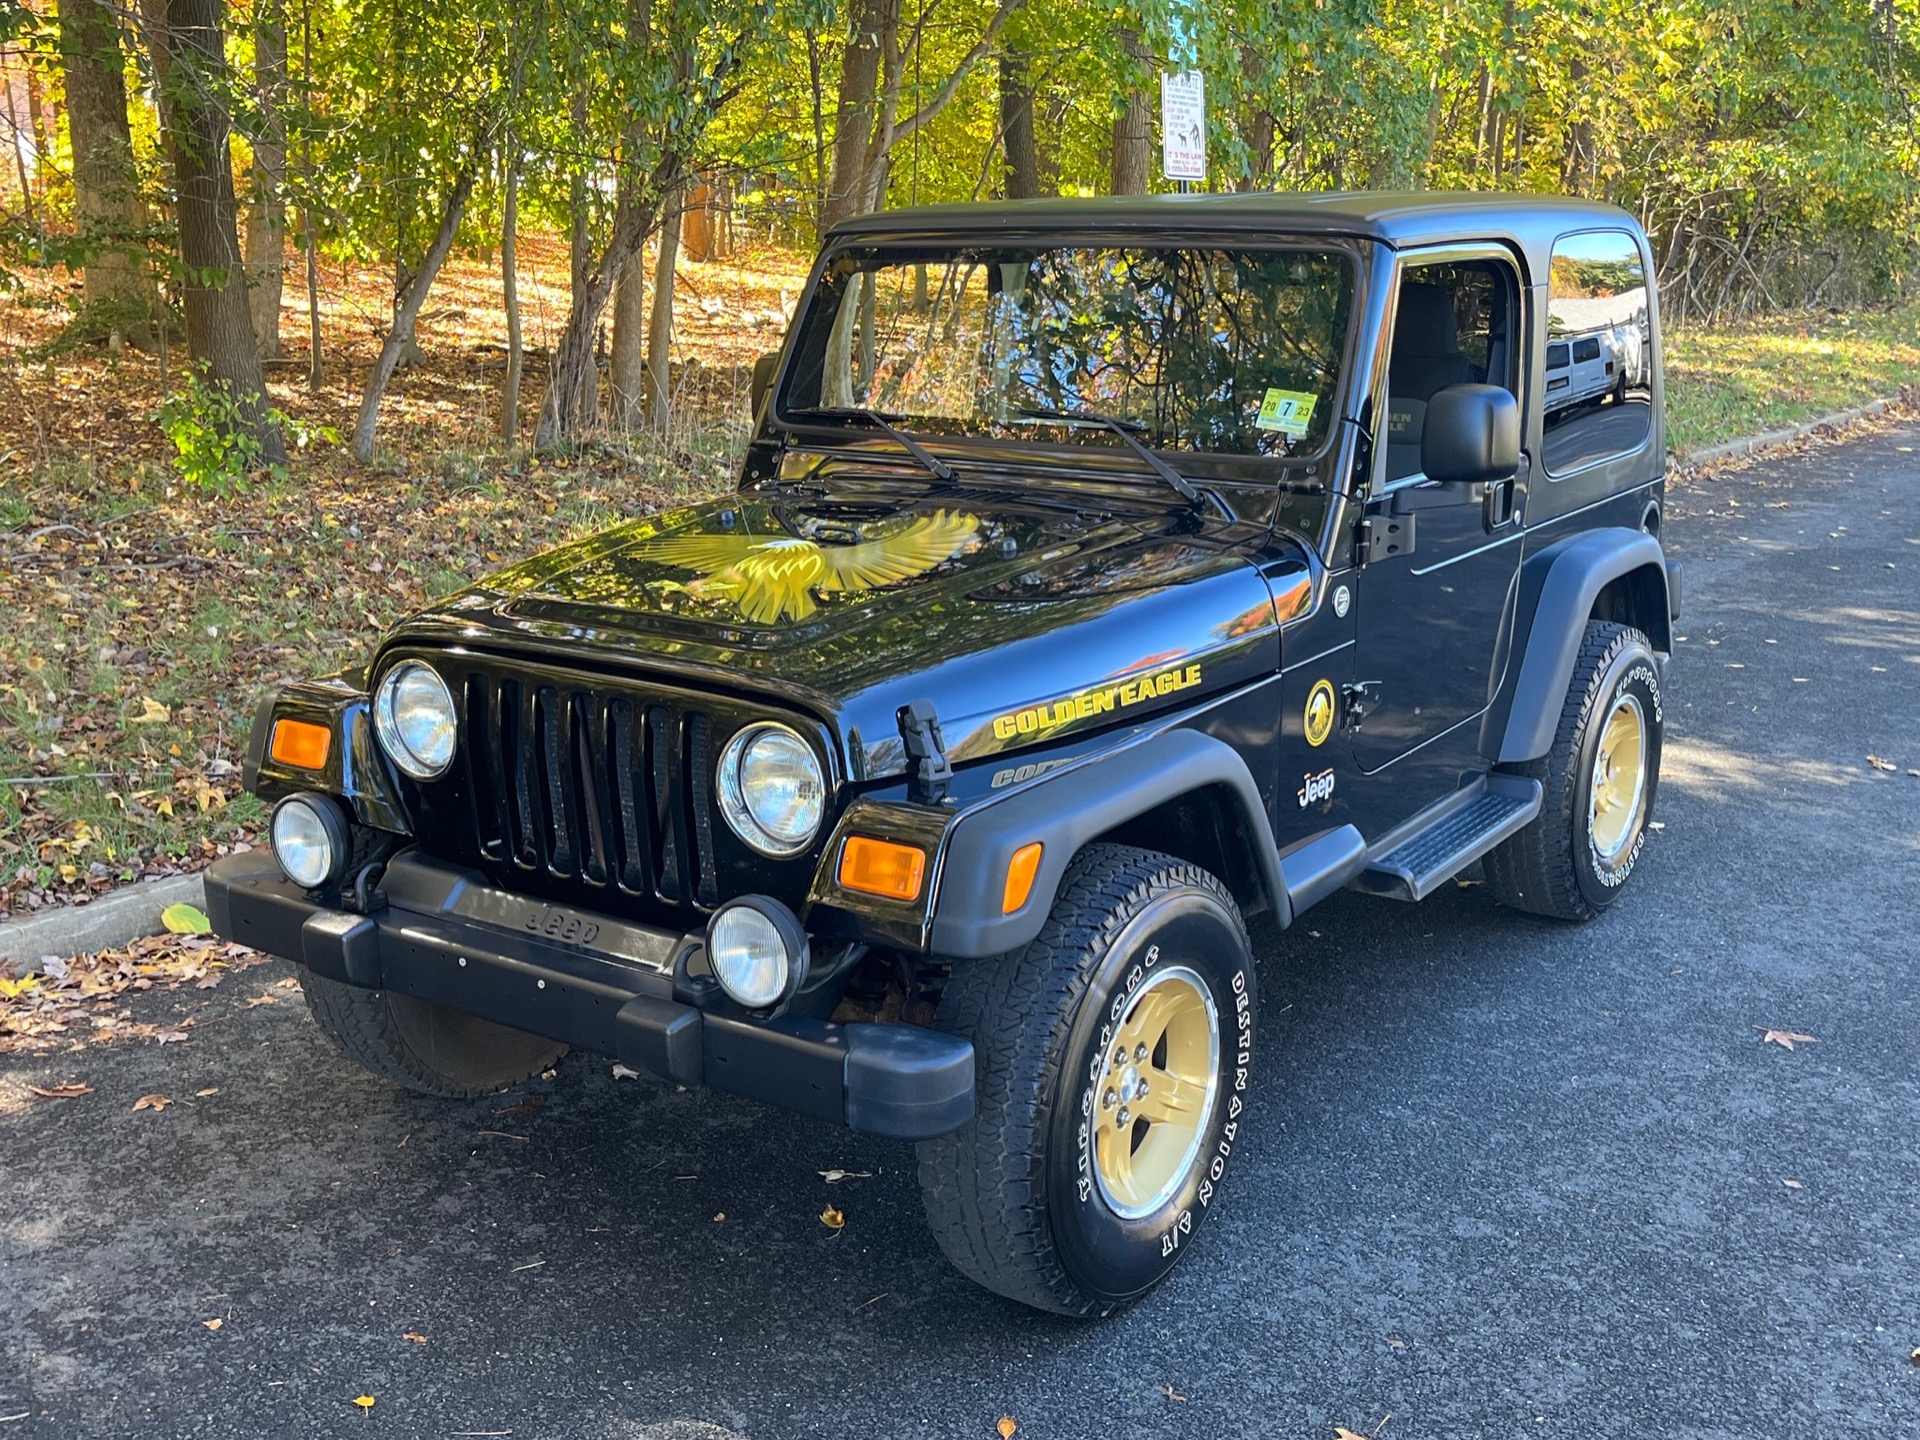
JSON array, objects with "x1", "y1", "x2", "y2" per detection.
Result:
[{"x1": 634, "y1": 509, "x2": 982, "y2": 624}]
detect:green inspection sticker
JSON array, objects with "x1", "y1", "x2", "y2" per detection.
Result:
[{"x1": 1255, "y1": 388, "x2": 1318, "y2": 436}]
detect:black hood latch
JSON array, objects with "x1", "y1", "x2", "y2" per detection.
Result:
[{"x1": 897, "y1": 699, "x2": 953, "y2": 805}]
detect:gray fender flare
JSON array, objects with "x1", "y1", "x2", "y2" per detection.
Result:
[
  {"x1": 1494, "y1": 527, "x2": 1672, "y2": 764},
  {"x1": 928, "y1": 728, "x2": 1291, "y2": 959}
]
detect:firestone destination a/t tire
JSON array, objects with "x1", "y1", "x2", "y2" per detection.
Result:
[
  {"x1": 299, "y1": 968, "x2": 568, "y2": 1098},
  {"x1": 1484, "y1": 619, "x2": 1664, "y2": 921},
  {"x1": 916, "y1": 845, "x2": 1256, "y2": 1316}
]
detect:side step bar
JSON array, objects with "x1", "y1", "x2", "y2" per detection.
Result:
[{"x1": 1348, "y1": 773, "x2": 1544, "y2": 902}]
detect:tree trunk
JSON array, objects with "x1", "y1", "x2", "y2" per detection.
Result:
[
  {"x1": 146, "y1": 0, "x2": 284, "y2": 463},
  {"x1": 300, "y1": 0, "x2": 321, "y2": 389},
  {"x1": 500, "y1": 147, "x2": 523, "y2": 441},
  {"x1": 999, "y1": 46, "x2": 1041, "y2": 199},
  {"x1": 645, "y1": 191, "x2": 682, "y2": 431},
  {"x1": 534, "y1": 192, "x2": 664, "y2": 450},
  {"x1": 1109, "y1": 30, "x2": 1151, "y2": 195},
  {"x1": 1237, "y1": 43, "x2": 1273, "y2": 191},
  {"x1": 245, "y1": 0, "x2": 287, "y2": 358},
  {"x1": 607, "y1": 249, "x2": 646, "y2": 431},
  {"x1": 6, "y1": 70, "x2": 38, "y2": 225},
  {"x1": 352, "y1": 165, "x2": 477, "y2": 461},
  {"x1": 58, "y1": 0, "x2": 158, "y2": 333},
  {"x1": 821, "y1": 0, "x2": 885, "y2": 236},
  {"x1": 565, "y1": 76, "x2": 597, "y2": 428}
]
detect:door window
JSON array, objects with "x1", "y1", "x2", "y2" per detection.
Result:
[
  {"x1": 1381, "y1": 260, "x2": 1519, "y2": 483},
  {"x1": 1543, "y1": 230, "x2": 1653, "y2": 474}
]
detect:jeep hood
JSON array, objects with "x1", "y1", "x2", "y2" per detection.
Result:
[{"x1": 387, "y1": 488, "x2": 1301, "y2": 781}]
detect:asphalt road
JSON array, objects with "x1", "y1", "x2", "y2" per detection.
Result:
[{"x1": 5, "y1": 425, "x2": 1919, "y2": 1440}]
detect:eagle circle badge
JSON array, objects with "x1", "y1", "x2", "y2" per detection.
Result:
[{"x1": 1303, "y1": 678, "x2": 1336, "y2": 748}]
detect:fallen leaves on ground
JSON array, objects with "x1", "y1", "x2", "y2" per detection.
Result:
[
  {"x1": 996, "y1": 1418, "x2": 1018, "y2": 1439},
  {"x1": 132, "y1": 1093, "x2": 171, "y2": 1112},
  {"x1": 160, "y1": 902, "x2": 212, "y2": 935},
  {"x1": 1157, "y1": 1384, "x2": 1188, "y2": 1401},
  {"x1": 0, "y1": 932, "x2": 270, "y2": 1056},
  {"x1": 352, "y1": 1395, "x2": 375, "y2": 1411},
  {"x1": 1866, "y1": 755, "x2": 1899, "y2": 771},
  {"x1": 818, "y1": 1168, "x2": 872, "y2": 1183},
  {"x1": 610, "y1": 1062, "x2": 640, "y2": 1080},
  {"x1": 28, "y1": 1082, "x2": 92, "y2": 1098},
  {"x1": 1783, "y1": 1178, "x2": 1805, "y2": 1189},
  {"x1": 819, "y1": 1206, "x2": 845, "y2": 1230},
  {"x1": 403, "y1": 1332, "x2": 428, "y2": 1345},
  {"x1": 1758, "y1": 1027, "x2": 1819, "y2": 1050},
  {"x1": 202, "y1": 1318, "x2": 222, "y2": 1331}
]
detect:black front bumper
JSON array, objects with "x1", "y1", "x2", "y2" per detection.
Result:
[{"x1": 204, "y1": 852, "x2": 974, "y2": 1140}]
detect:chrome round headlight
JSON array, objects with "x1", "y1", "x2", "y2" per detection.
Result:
[
  {"x1": 271, "y1": 793, "x2": 350, "y2": 890},
  {"x1": 373, "y1": 661, "x2": 457, "y2": 779},
  {"x1": 717, "y1": 722, "x2": 825, "y2": 857},
  {"x1": 706, "y1": 897, "x2": 809, "y2": 1010}
]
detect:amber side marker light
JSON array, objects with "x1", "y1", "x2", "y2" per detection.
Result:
[
  {"x1": 1003, "y1": 842, "x2": 1044, "y2": 914},
  {"x1": 270, "y1": 718, "x2": 332, "y2": 771},
  {"x1": 838, "y1": 836, "x2": 926, "y2": 902}
]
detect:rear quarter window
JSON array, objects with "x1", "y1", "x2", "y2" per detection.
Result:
[{"x1": 1543, "y1": 230, "x2": 1653, "y2": 475}]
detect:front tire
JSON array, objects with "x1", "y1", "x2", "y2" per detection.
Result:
[
  {"x1": 916, "y1": 845, "x2": 1256, "y2": 1316},
  {"x1": 299, "y1": 969, "x2": 567, "y2": 1098},
  {"x1": 1484, "y1": 620, "x2": 1664, "y2": 920}
]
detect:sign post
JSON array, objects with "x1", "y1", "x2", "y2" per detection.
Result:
[{"x1": 1160, "y1": 71, "x2": 1206, "y2": 189}]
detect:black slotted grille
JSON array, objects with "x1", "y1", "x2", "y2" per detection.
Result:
[{"x1": 460, "y1": 672, "x2": 720, "y2": 908}]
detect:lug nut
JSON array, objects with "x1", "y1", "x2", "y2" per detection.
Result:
[
  {"x1": 1134, "y1": 1043, "x2": 1148, "y2": 1062},
  {"x1": 1136, "y1": 1078, "x2": 1149, "y2": 1097},
  {"x1": 1103, "y1": 1088, "x2": 1117, "y2": 1109},
  {"x1": 1116, "y1": 1107, "x2": 1131, "y2": 1127}
]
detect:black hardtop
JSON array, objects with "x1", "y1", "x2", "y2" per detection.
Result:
[{"x1": 826, "y1": 190, "x2": 1644, "y2": 280}]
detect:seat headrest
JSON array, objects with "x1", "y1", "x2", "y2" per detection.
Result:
[{"x1": 1393, "y1": 284, "x2": 1460, "y2": 359}]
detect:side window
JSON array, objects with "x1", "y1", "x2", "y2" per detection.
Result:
[
  {"x1": 1382, "y1": 259, "x2": 1518, "y2": 483},
  {"x1": 1543, "y1": 230, "x2": 1652, "y2": 474}
]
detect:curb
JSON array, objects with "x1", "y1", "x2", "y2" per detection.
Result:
[
  {"x1": 1674, "y1": 392, "x2": 1907, "y2": 470},
  {"x1": 0, "y1": 872, "x2": 208, "y2": 976}
]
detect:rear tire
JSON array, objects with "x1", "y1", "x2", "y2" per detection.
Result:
[
  {"x1": 1484, "y1": 620, "x2": 1663, "y2": 921},
  {"x1": 916, "y1": 845, "x2": 1256, "y2": 1316},
  {"x1": 299, "y1": 969, "x2": 567, "y2": 1098}
]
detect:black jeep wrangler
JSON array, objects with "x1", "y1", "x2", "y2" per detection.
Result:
[{"x1": 209, "y1": 192, "x2": 1679, "y2": 1316}]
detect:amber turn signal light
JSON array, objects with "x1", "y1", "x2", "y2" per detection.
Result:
[
  {"x1": 269, "y1": 718, "x2": 332, "y2": 771},
  {"x1": 1002, "y1": 842, "x2": 1043, "y2": 914},
  {"x1": 838, "y1": 836, "x2": 926, "y2": 902}
]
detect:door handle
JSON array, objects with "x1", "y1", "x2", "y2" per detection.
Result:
[{"x1": 1483, "y1": 475, "x2": 1518, "y2": 530}]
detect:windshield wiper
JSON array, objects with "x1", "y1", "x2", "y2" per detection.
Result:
[
  {"x1": 786, "y1": 406, "x2": 958, "y2": 485},
  {"x1": 1013, "y1": 405, "x2": 1201, "y2": 504}
]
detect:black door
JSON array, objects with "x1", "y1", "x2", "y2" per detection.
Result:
[{"x1": 1350, "y1": 253, "x2": 1525, "y2": 775}]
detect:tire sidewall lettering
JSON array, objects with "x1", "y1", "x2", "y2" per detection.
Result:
[
  {"x1": 1049, "y1": 896, "x2": 1255, "y2": 1304},
  {"x1": 1575, "y1": 640, "x2": 1663, "y2": 908}
]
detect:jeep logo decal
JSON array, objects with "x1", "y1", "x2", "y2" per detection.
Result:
[{"x1": 1297, "y1": 767, "x2": 1336, "y2": 808}]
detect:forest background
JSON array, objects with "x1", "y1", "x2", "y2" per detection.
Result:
[{"x1": 1, "y1": 0, "x2": 1917, "y2": 915}]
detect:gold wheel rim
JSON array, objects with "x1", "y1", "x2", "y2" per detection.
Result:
[
  {"x1": 1091, "y1": 965, "x2": 1220, "y2": 1220},
  {"x1": 1588, "y1": 693, "x2": 1648, "y2": 861}
]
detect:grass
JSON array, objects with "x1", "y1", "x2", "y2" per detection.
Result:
[
  {"x1": 1665, "y1": 300, "x2": 1920, "y2": 455},
  {"x1": 0, "y1": 235, "x2": 1913, "y2": 914}
]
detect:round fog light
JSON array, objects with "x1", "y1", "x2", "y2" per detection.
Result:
[
  {"x1": 705, "y1": 897, "x2": 810, "y2": 1010},
  {"x1": 271, "y1": 793, "x2": 351, "y2": 890}
]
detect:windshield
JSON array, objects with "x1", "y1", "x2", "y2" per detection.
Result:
[{"x1": 781, "y1": 243, "x2": 1354, "y2": 461}]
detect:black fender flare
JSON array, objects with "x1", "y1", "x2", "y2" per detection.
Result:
[
  {"x1": 927, "y1": 727, "x2": 1366, "y2": 959},
  {"x1": 1490, "y1": 527, "x2": 1672, "y2": 764}
]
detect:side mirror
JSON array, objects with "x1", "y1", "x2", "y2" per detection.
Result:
[
  {"x1": 1422, "y1": 383, "x2": 1519, "y2": 484},
  {"x1": 750, "y1": 351, "x2": 780, "y2": 422}
]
